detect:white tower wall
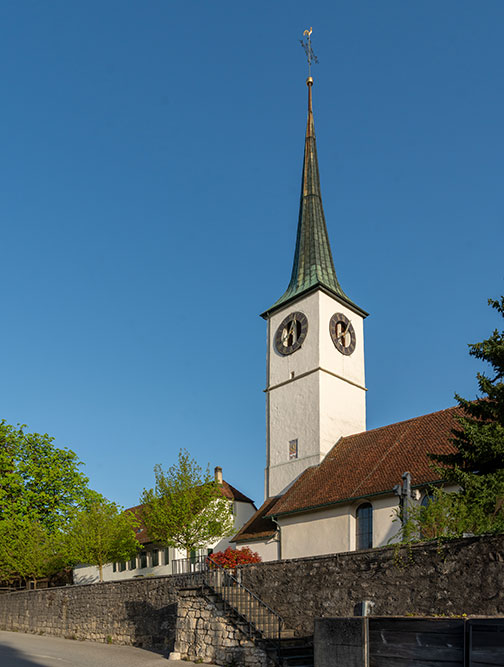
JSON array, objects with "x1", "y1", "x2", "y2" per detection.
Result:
[{"x1": 265, "y1": 289, "x2": 366, "y2": 498}]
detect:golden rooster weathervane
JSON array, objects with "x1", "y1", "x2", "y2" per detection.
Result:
[{"x1": 300, "y1": 27, "x2": 319, "y2": 77}]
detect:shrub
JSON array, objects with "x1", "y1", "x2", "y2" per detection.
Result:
[{"x1": 209, "y1": 547, "x2": 261, "y2": 569}]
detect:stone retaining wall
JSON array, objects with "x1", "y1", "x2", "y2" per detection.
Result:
[
  {"x1": 172, "y1": 588, "x2": 271, "y2": 667},
  {"x1": 0, "y1": 534, "x2": 502, "y2": 661},
  {"x1": 239, "y1": 534, "x2": 504, "y2": 635},
  {"x1": 0, "y1": 575, "x2": 181, "y2": 652}
]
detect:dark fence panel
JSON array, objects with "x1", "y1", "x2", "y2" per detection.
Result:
[
  {"x1": 369, "y1": 618, "x2": 465, "y2": 667},
  {"x1": 316, "y1": 617, "x2": 504, "y2": 667},
  {"x1": 468, "y1": 619, "x2": 504, "y2": 667}
]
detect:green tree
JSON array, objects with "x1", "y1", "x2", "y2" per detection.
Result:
[
  {"x1": 431, "y1": 296, "x2": 504, "y2": 520},
  {"x1": 65, "y1": 498, "x2": 140, "y2": 582},
  {"x1": 395, "y1": 296, "x2": 504, "y2": 545},
  {"x1": 0, "y1": 517, "x2": 66, "y2": 589},
  {"x1": 0, "y1": 421, "x2": 91, "y2": 531},
  {"x1": 140, "y1": 450, "x2": 234, "y2": 557}
]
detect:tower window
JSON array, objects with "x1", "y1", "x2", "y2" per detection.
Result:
[
  {"x1": 356, "y1": 503, "x2": 373, "y2": 550},
  {"x1": 289, "y1": 439, "x2": 298, "y2": 460}
]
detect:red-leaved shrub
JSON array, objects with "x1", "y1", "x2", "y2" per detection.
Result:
[{"x1": 209, "y1": 547, "x2": 261, "y2": 569}]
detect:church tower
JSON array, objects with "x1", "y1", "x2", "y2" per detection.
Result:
[{"x1": 262, "y1": 77, "x2": 368, "y2": 499}]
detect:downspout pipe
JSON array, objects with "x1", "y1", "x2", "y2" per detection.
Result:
[{"x1": 271, "y1": 516, "x2": 282, "y2": 561}]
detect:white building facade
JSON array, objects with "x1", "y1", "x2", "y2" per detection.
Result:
[{"x1": 74, "y1": 473, "x2": 256, "y2": 584}]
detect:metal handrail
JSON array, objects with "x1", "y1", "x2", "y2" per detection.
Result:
[
  {"x1": 204, "y1": 556, "x2": 285, "y2": 663},
  {"x1": 172, "y1": 555, "x2": 208, "y2": 575}
]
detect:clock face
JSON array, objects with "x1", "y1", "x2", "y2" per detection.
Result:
[
  {"x1": 330, "y1": 312, "x2": 356, "y2": 356},
  {"x1": 274, "y1": 312, "x2": 308, "y2": 355}
]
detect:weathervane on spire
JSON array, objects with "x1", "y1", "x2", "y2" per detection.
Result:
[{"x1": 300, "y1": 27, "x2": 319, "y2": 78}]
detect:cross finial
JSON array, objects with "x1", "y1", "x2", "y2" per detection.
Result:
[{"x1": 300, "y1": 27, "x2": 319, "y2": 78}]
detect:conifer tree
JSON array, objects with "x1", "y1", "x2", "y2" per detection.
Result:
[{"x1": 432, "y1": 296, "x2": 504, "y2": 516}]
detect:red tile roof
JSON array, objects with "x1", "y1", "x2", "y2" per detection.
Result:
[
  {"x1": 221, "y1": 480, "x2": 254, "y2": 504},
  {"x1": 268, "y1": 406, "x2": 461, "y2": 518},
  {"x1": 125, "y1": 480, "x2": 255, "y2": 545},
  {"x1": 233, "y1": 496, "x2": 282, "y2": 543}
]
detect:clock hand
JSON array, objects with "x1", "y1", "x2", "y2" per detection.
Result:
[{"x1": 338, "y1": 321, "x2": 351, "y2": 339}]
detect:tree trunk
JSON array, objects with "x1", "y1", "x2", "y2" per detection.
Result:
[{"x1": 98, "y1": 563, "x2": 103, "y2": 582}]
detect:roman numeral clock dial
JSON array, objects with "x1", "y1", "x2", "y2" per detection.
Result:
[
  {"x1": 330, "y1": 312, "x2": 356, "y2": 355},
  {"x1": 274, "y1": 312, "x2": 308, "y2": 355}
]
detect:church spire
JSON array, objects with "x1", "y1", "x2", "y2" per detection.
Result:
[{"x1": 263, "y1": 77, "x2": 365, "y2": 318}]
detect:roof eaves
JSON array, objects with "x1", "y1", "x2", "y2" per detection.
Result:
[
  {"x1": 261, "y1": 284, "x2": 368, "y2": 320},
  {"x1": 268, "y1": 478, "x2": 445, "y2": 519},
  {"x1": 234, "y1": 532, "x2": 277, "y2": 543}
]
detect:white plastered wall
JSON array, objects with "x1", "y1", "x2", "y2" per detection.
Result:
[
  {"x1": 278, "y1": 494, "x2": 401, "y2": 560},
  {"x1": 73, "y1": 500, "x2": 256, "y2": 584},
  {"x1": 73, "y1": 545, "x2": 175, "y2": 584},
  {"x1": 233, "y1": 537, "x2": 279, "y2": 563},
  {"x1": 212, "y1": 500, "x2": 257, "y2": 553},
  {"x1": 266, "y1": 289, "x2": 366, "y2": 498}
]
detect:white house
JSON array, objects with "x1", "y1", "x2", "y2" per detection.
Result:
[
  {"x1": 232, "y1": 76, "x2": 460, "y2": 561},
  {"x1": 74, "y1": 467, "x2": 256, "y2": 584}
]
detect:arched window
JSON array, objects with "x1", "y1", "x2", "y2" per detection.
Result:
[
  {"x1": 421, "y1": 492, "x2": 434, "y2": 508},
  {"x1": 420, "y1": 492, "x2": 436, "y2": 539},
  {"x1": 356, "y1": 503, "x2": 373, "y2": 550}
]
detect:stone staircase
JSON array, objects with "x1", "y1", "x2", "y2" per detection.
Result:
[
  {"x1": 211, "y1": 585, "x2": 295, "y2": 640},
  {"x1": 205, "y1": 574, "x2": 313, "y2": 667}
]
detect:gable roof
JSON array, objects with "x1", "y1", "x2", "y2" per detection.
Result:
[
  {"x1": 268, "y1": 405, "x2": 461, "y2": 518},
  {"x1": 126, "y1": 479, "x2": 255, "y2": 545},
  {"x1": 233, "y1": 496, "x2": 282, "y2": 543},
  {"x1": 221, "y1": 480, "x2": 255, "y2": 504}
]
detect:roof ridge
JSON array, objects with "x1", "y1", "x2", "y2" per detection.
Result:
[{"x1": 339, "y1": 404, "x2": 460, "y2": 443}]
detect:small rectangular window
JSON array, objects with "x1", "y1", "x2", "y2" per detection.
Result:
[
  {"x1": 119, "y1": 561, "x2": 126, "y2": 572},
  {"x1": 289, "y1": 439, "x2": 298, "y2": 460},
  {"x1": 164, "y1": 548, "x2": 170, "y2": 565},
  {"x1": 139, "y1": 551, "x2": 147, "y2": 569},
  {"x1": 112, "y1": 562, "x2": 117, "y2": 573},
  {"x1": 152, "y1": 549, "x2": 159, "y2": 567},
  {"x1": 129, "y1": 556, "x2": 137, "y2": 570}
]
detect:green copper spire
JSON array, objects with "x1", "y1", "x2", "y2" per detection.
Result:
[{"x1": 263, "y1": 78, "x2": 366, "y2": 319}]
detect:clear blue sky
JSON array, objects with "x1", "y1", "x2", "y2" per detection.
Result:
[{"x1": 1, "y1": 1, "x2": 503, "y2": 510}]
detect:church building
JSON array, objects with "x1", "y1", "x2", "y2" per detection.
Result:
[{"x1": 233, "y1": 75, "x2": 459, "y2": 561}]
